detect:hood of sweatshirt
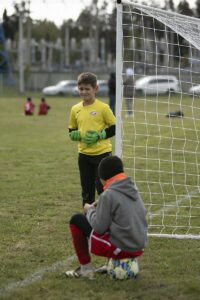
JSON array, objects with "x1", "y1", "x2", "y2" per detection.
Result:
[{"x1": 107, "y1": 177, "x2": 139, "y2": 201}]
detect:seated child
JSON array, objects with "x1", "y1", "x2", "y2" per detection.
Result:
[
  {"x1": 65, "y1": 155, "x2": 148, "y2": 279},
  {"x1": 38, "y1": 98, "x2": 50, "y2": 115},
  {"x1": 24, "y1": 97, "x2": 35, "y2": 115}
]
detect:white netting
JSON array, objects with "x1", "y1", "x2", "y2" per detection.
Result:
[{"x1": 116, "y1": 0, "x2": 200, "y2": 239}]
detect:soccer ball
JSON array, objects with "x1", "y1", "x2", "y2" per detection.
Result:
[{"x1": 107, "y1": 258, "x2": 139, "y2": 280}]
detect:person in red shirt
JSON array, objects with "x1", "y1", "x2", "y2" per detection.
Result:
[
  {"x1": 24, "y1": 97, "x2": 35, "y2": 116},
  {"x1": 38, "y1": 98, "x2": 50, "y2": 115}
]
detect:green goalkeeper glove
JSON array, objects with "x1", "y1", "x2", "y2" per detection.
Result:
[
  {"x1": 82, "y1": 130, "x2": 106, "y2": 146},
  {"x1": 69, "y1": 130, "x2": 81, "y2": 141},
  {"x1": 98, "y1": 130, "x2": 106, "y2": 140}
]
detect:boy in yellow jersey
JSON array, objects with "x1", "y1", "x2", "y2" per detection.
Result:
[{"x1": 68, "y1": 72, "x2": 116, "y2": 206}]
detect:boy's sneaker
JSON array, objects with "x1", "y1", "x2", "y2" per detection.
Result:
[
  {"x1": 95, "y1": 264, "x2": 108, "y2": 274},
  {"x1": 95, "y1": 258, "x2": 110, "y2": 274},
  {"x1": 65, "y1": 266, "x2": 95, "y2": 279}
]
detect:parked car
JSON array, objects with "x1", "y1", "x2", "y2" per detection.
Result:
[
  {"x1": 188, "y1": 84, "x2": 200, "y2": 95},
  {"x1": 73, "y1": 80, "x2": 108, "y2": 96},
  {"x1": 134, "y1": 75, "x2": 180, "y2": 95},
  {"x1": 42, "y1": 80, "x2": 77, "y2": 96},
  {"x1": 97, "y1": 80, "x2": 109, "y2": 96}
]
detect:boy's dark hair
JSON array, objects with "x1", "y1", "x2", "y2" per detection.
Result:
[
  {"x1": 77, "y1": 72, "x2": 97, "y2": 88},
  {"x1": 98, "y1": 155, "x2": 124, "y2": 180}
]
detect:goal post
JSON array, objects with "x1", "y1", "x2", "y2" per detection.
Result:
[
  {"x1": 115, "y1": 0, "x2": 200, "y2": 239},
  {"x1": 115, "y1": 0, "x2": 123, "y2": 158}
]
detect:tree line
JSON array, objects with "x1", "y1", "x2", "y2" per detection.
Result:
[{"x1": 2, "y1": 0, "x2": 200, "y2": 56}]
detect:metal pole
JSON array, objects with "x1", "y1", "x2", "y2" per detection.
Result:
[
  {"x1": 26, "y1": 16, "x2": 32, "y2": 66},
  {"x1": 65, "y1": 23, "x2": 70, "y2": 66},
  {"x1": 115, "y1": 0, "x2": 123, "y2": 158},
  {"x1": 18, "y1": 10, "x2": 24, "y2": 93}
]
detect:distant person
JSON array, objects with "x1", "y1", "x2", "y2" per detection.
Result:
[
  {"x1": 24, "y1": 97, "x2": 35, "y2": 116},
  {"x1": 108, "y1": 72, "x2": 116, "y2": 114},
  {"x1": 124, "y1": 68, "x2": 134, "y2": 117},
  {"x1": 38, "y1": 98, "x2": 51, "y2": 115}
]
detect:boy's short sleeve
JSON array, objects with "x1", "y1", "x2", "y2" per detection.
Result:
[
  {"x1": 68, "y1": 107, "x2": 77, "y2": 129},
  {"x1": 103, "y1": 104, "x2": 116, "y2": 127}
]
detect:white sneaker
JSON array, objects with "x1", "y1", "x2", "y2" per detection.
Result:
[
  {"x1": 65, "y1": 266, "x2": 95, "y2": 279},
  {"x1": 95, "y1": 264, "x2": 108, "y2": 274}
]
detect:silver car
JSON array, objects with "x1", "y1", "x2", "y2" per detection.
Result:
[
  {"x1": 42, "y1": 80, "x2": 77, "y2": 96},
  {"x1": 188, "y1": 84, "x2": 200, "y2": 95},
  {"x1": 134, "y1": 75, "x2": 180, "y2": 95}
]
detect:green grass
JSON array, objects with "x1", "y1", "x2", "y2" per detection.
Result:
[{"x1": 0, "y1": 92, "x2": 199, "y2": 300}]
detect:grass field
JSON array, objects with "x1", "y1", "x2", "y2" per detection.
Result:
[{"x1": 0, "y1": 92, "x2": 199, "y2": 300}]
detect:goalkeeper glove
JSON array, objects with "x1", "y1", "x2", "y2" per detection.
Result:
[
  {"x1": 98, "y1": 130, "x2": 106, "y2": 140},
  {"x1": 82, "y1": 130, "x2": 106, "y2": 146},
  {"x1": 69, "y1": 130, "x2": 81, "y2": 141}
]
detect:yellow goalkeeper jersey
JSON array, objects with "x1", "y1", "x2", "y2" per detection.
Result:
[{"x1": 68, "y1": 99, "x2": 116, "y2": 155}]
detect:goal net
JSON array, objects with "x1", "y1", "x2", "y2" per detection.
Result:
[{"x1": 115, "y1": 0, "x2": 200, "y2": 239}]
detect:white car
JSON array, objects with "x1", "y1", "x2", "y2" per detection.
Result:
[
  {"x1": 134, "y1": 75, "x2": 180, "y2": 95},
  {"x1": 42, "y1": 80, "x2": 77, "y2": 96},
  {"x1": 188, "y1": 84, "x2": 200, "y2": 95},
  {"x1": 97, "y1": 80, "x2": 109, "y2": 96}
]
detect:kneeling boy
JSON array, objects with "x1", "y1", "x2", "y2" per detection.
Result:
[{"x1": 66, "y1": 155, "x2": 148, "y2": 279}]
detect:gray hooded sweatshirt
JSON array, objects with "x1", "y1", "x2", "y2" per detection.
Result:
[{"x1": 86, "y1": 177, "x2": 148, "y2": 253}]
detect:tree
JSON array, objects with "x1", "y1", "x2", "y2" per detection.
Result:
[
  {"x1": 65, "y1": 0, "x2": 117, "y2": 65},
  {"x1": 177, "y1": 0, "x2": 194, "y2": 16},
  {"x1": 2, "y1": 9, "x2": 18, "y2": 40},
  {"x1": 31, "y1": 20, "x2": 60, "y2": 42},
  {"x1": 195, "y1": 0, "x2": 200, "y2": 17},
  {"x1": 163, "y1": 0, "x2": 175, "y2": 11},
  {"x1": 175, "y1": 0, "x2": 194, "y2": 64},
  {"x1": 168, "y1": 0, "x2": 175, "y2": 11}
]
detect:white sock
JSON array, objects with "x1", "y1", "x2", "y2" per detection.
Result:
[{"x1": 81, "y1": 262, "x2": 94, "y2": 272}]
